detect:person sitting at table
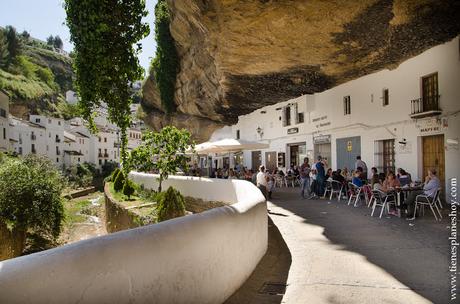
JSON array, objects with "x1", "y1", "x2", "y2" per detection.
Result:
[
  {"x1": 352, "y1": 170, "x2": 364, "y2": 187},
  {"x1": 326, "y1": 168, "x2": 333, "y2": 181},
  {"x1": 397, "y1": 168, "x2": 412, "y2": 187},
  {"x1": 382, "y1": 172, "x2": 400, "y2": 191},
  {"x1": 342, "y1": 167, "x2": 349, "y2": 180},
  {"x1": 405, "y1": 169, "x2": 441, "y2": 220},
  {"x1": 371, "y1": 174, "x2": 383, "y2": 191},
  {"x1": 278, "y1": 169, "x2": 285, "y2": 177},
  {"x1": 333, "y1": 169, "x2": 346, "y2": 184},
  {"x1": 370, "y1": 167, "x2": 378, "y2": 180},
  {"x1": 228, "y1": 168, "x2": 237, "y2": 179}
]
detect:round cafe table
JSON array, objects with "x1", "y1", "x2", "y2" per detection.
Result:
[{"x1": 392, "y1": 185, "x2": 423, "y2": 217}]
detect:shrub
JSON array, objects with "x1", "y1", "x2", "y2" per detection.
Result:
[
  {"x1": 113, "y1": 170, "x2": 125, "y2": 192},
  {"x1": 157, "y1": 186, "x2": 186, "y2": 222},
  {"x1": 0, "y1": 155, "x2": 65, "y2": 245},
  {"x1": 122, "y1": 179, "x2": 136, "y2": 199},
  {"x1": 107, "y1": 167, "x2": 120, "y2": 183},
  {"x1": 101, "y1": 161, "x2": 118, "y2": 178}
]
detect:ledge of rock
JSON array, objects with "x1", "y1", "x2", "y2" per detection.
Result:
[{"x1": 142, "y1": 0, "x2": 460, "y2": 141}]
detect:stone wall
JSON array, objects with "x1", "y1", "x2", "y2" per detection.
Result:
[
  {"x1": 0, "y1": 222, "x2": 25, "y2": 261},
  {"x1": 104, "y1": 183, "x2": 142, "y2": 233}
]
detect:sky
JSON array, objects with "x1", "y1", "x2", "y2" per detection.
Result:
[{"x1": 0, "y1": 0, "x2": 158, "y2": 74}]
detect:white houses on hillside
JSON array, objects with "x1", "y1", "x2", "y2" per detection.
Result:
[
  {"x1": 213, "y1": 36, "x2": 460, "y2": 200},
  {"x1": 0, "y1": 90, "x2": 9, "y2": 152}
]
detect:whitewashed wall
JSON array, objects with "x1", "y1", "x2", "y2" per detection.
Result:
[
  {"x1": 227, "y1": 36, "x2": 460, "y2": 194},
  {"x1": 0, "y1": 174, "x2": 267, "y2": 304}
]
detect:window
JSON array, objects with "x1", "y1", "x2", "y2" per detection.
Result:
[
  {"x1": 283, "y1": 106, "x2": 292, "y2": 127},
  {"x1": 31, "y1": 144, "x2": 36, "y2": 154},
  {"x1": 421, "y1": 72, "x2": 439, "y2": 111},
  {"x1": 0, "y1": 108, "x2": 6, "y2": 118},
  {"x1": 236, "y1": 130, "x2": 240, "y2": 140},
  {"x1": 3, "y1": 127, "x2": 5, "y2": 140},
  {"x1": 99, "y1": 159, "x2": 102, "y2": 165},
  {"x1": 58, "y1": 121, "x2": 61, "y2": 126},
  {"x1": 104, "y1": 137, "x2": 107, "y2": 143},
  {"x1": 49, "y1": 132, "x2": 51, "y2": 138},
  {"x1": 298, "y1": 112, "x2": 304, "y2": 123},
  {"x1": 98, "y1": 137, "x2": 101, "y2": 142},
  {"x1": 374, "y1": 139, "x2": 395, "y2": 174},
  {"x1": 56, "y1": 158, "x2": 59, "y2": 163},
  {"x1": 78, "y1": 158, "x2": 81, "y2": 162},
  {"x1": 18, "y1": 147, "x2": 22, "y2": 155},
  {"x1": 35, "y1": 118, "x2": 40, "y2": 123},
  {"x1": 382, "y1": 88, "x2": 389, "y2": 106},
  {"x1": 343, "y1": 96, "x2": 351, "y2": 115}
]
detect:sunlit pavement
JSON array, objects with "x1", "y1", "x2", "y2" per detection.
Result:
[{"x1": 267, "y1": 187, "x2": 450, "y2": 304}]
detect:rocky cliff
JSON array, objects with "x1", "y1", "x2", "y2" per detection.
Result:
[{"x1": 142, "y1": 0, "x2": 460, "y2": 142}]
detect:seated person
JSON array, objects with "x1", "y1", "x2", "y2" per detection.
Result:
[
  {"x1": 333, "y1": 169, "x2": 346, "y2": 184},
  {"x1": 382, "y1": 172, "x2": 400, "y2": 191},
  {"x1": 405, "y1": 169, "x2": 441, "y2": 219},
  {"x1": 397, "y1": 168, "x2": 412, "y2": 187},
  {"x1": 371, "y1": 174, "x2": 383, "y2": 191},
  {"x1": 352, "y1": 171, "x2": 364, "y2": 187}
]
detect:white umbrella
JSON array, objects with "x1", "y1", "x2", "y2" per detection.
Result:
[{"x1": 194, "y1": 138, "x2": 269, "y2": 154}]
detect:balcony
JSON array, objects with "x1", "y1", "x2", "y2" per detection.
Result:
[
  {"x1": 410, "y1": 95, "x2": 442, "y2": 119},
  {"x1": 113, "y1": 142, "x2": 121, "y2": 148},
  {"x1": 55, "y1": 138, "x2": 61, "y2": 143},
  {"x1": 98, "y1": 153, "x2": 103, "y2": 158},
  {"x1": 104, "y1": 153, "x2": 109, "y2": 158}
]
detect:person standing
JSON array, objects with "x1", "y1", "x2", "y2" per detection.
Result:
[
  {"x1": 355, "y1": 156, "x2": 368, "y2": 179},
  {"x1": 300, "y1": 157, "x2": 311, "y2": 198},
  {"x1": 315, "y1": 156, "x2": 326, "y2": 197},
  {"x1": 256, "y1": 165, "x2": 268, "y2": 199}
]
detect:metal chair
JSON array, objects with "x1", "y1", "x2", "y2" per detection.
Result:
[
  {"x1": 347, "y1": 183, "x2": 362, "y2": 207},
  {"x1": 370, "y1": 190, "x2": 396, "y2": 218},
  {"x1": 329, "y1": 180, "x2": 344, "y2": 201},
  {"x1": 414, "y1": 188, "x2": 442, "y2": 221},
  {"x1": 323, "y1": 180, "x2": 332, "y2": 198}
]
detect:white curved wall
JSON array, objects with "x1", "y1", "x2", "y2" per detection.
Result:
[{"x1": 0, "y1": 173, "x2": 267, "y2": 304}]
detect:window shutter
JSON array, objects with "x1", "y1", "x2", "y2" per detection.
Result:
[{"x1": 294, "y1": 103, "x2": 299, "y2": 124}]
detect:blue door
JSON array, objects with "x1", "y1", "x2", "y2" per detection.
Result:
[{"x1": 336, "y1": 136, "x2": 361, "y2": 171}]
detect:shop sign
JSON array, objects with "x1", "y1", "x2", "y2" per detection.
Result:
[
  {"x1": 287, "y1": 127, "x2": 299, "y2": 134},
  {"x1": 314, "y1": 135, "x2": 331, "y2": 144},
  {"x1": 417, "y1": 118, "x2": 447, "y2": 135},
  {"x1": 346, "y1": 141, "x2": 352, "y2": 152}
]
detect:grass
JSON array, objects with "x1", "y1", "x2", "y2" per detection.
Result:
[
  {"x1": 0, "y1": 68, "x2": 56, "y2": 100},
  {"x1": 107, "y1": 182, "x2": 157, "y2": 218},
  {"x1": 63, "y1": 198, "x2": 92, "y2": 226}
]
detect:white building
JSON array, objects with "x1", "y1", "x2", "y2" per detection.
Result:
[
  {"x1": 222, "y1": 36, "x2": 460, "y2": 200},
  {"x1": 0, "y1": 90, "x2": 9, "y2": 152},
  {"x1": 29, "y1": 115, "x2": 67, "y2": 166},
  {"x1": 9, "y1": 116, "x2": 47, "y2": 157},
  {"x1": 65, "y1": 90, "x2": 79, "y2": 105}
]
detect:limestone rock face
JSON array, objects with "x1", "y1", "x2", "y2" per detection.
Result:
[{"x1": 142, "y1": 0, "x2": 460, "y2": 141}]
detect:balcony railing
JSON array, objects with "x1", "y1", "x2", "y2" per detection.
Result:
[{"x1": 410, "y1": 95, "x2": 442, "y2": 118}]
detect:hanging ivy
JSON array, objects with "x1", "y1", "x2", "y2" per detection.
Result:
[
  {"x1": 151, "y1": 0, "x2": 179, "y2": 114},
  {"x1": 64, "y1": 0, "x2": 149, "y2": 167}
]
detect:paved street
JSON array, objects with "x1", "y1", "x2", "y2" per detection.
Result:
[{"x1": 263, "y1": 187, "x2": 451, "y2": 304}]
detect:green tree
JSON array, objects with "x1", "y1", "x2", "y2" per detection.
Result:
[
  {"x1": 46, "y1": 35, "x2": 54, "y2": 46},
  {"x1": 157, "y1": 186, "x2": 185, "y2": 222},
  {"x1": 65, "y1": 0, "x2": 150, "y2": 167},
  {"x1": 151, "y1": 0, "x2": 179, "y2": 114},
  {"x1": 0, "y1": 29, "x2": 9, "y2": 68},
  {"x1": 5, "y1": 26, "x2": 21, "y2": 65},
  {"x1": 113, "y1": 170, "x2": 125, "y2": 192},
  {"x1": 128, "y1": 126, "x2": 194, "y2": 192},
  {"x1": 0, "y1": 155, "x2": 65, "y2": 250},
  {"x1": 122, "y1": 179, "x2": 136, "y2": 199},
  {"x1": 21, "y1": 30, "x2": 30, "y2": 40},
  {"x1": 53, "y1": 35, "x2": 63, "y2": 50}
]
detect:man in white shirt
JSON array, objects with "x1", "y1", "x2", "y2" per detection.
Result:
[
  {"x1": 256, "y1": 165, "x2": 268, "y2": 199},
  {"x1": 355, "y1": 155, "x2": 368, "y2": 178}
]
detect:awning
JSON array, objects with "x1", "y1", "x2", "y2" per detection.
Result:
[{"x1": 193, "y1": 138, "x2": 269, "y2": 154}]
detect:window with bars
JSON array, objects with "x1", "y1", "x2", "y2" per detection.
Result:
[
  {"x1": 343, "y1": 96, "x2": 351, "y2": 115},
  {"x1": 374, "y1": 139, "x2": 395, "y2": 174}
]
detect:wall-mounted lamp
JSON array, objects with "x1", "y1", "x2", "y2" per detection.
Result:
[{"x1": 398, "y1": 138, "x2": 407, "y2": 145}]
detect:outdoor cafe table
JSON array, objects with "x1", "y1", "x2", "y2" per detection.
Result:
[{"x1": 390, "y1": 185, "x2": 423, "y2": 217}]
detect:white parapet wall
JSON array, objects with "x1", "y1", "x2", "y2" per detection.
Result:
[{"x1": 0, "y1": 173, "x2": 267, "y2": 304}]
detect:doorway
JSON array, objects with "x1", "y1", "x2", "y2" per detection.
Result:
[
  {"x1": 251, "y1": 151, "x2": 262, "y2": 171},
  {"x1": 422, "y1": 134, "x2": 445, "y2": 191},
  {"x1": 265, "y1": 151, "x2": 277, "y2": 172},
  {"x1": 289, "y1": 143, "x2": 306, "y2": 167},
  {"x1": 336, "y1": 136, "x2": 361, "y2": 171},
  {"x1": 314, "y1": 143, "x2": 331, "y2": 166}
]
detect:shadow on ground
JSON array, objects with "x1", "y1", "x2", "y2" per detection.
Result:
[
  {"x1": 224, "y1": 216, "x2": 292, "y2": 304},
  {"x1": 270, "y1": 188, "x2": 451, "y2": 303}
]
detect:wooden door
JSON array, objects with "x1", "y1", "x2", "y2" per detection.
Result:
[
  {"x1": 336, "y1": 136, "x2": 361, "y2": 171},
  {"x1": 265, "y1": 151, "x2": 277, "y2": 172},
  {"x1": 251, "y1": 151, "x2": 261, "y2": 171},
  {"x1": 422, "y1": 134, "x2": 445, "y2": 190}
]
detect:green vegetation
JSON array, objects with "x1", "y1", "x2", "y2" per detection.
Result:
[
  {"x1": 157, "y1": 186, "x2": 185, "y2": 222},
  {"x1": 64, "y1": 198, "x2": 92, "y2": 225},
  {"x1": 113, "y1": 170, "x2": 126, "y2": 192},
  {"x1": 150, "y1": 0, "x2": 179, "y2": 114},
  {"x1": 0, "y1": 25, "x2": 76, "y2": 118},
  {"x1": 64, "y1": 163, "x2": 95, "y2": 189},
  {"x1": 65, "y1": 0, "x2": 150, "y2": 164},
  {"x1": 0, "y1": 155, "x2": 65, "y2": 249},
  {"x1": 122, "y1": 179, "x2": 136, "y2": 199},
  {"x1": 127, "y1": 126, "x2": 194, "y2": 192}
]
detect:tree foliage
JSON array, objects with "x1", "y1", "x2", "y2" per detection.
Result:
[
  {"x1": 114, "y1": 169, "x2": 126, "y2": 192},
  {"x1": 0, "y1": 29, "x2": 9, "y2": 68},
  {"x1": 0, "y1": 155, "x2": 65, "y2": 240},
  {"x1": 157, "y1": 186, "x2": 185, "y2": 222},
  {"x1": 150, "y1": 0, "x2": 179, "y2": 114},
  {"x1": 53, "y1": 35, "x2": 63, "y2": 50},
  {"x1": 64, "y1": 0, "x2": 150, "y2": 166},
  {"x1": 127, "y1": 126, "x2": 194, "y2": 192},
  {"x1": 122, "y1": 179, "x2": 136, "y2": 199},
  {"x1": 5, "y1": 26, "x2": 21, "y2": 65}
]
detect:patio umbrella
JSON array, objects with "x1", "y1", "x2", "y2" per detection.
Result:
[{"x1": 194, "y1": 138, "x2": 269, "y2": 154}]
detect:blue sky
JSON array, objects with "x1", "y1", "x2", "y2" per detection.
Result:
[{"x1": 0, "y1": 0, "x2": 158, "y2": 74}]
